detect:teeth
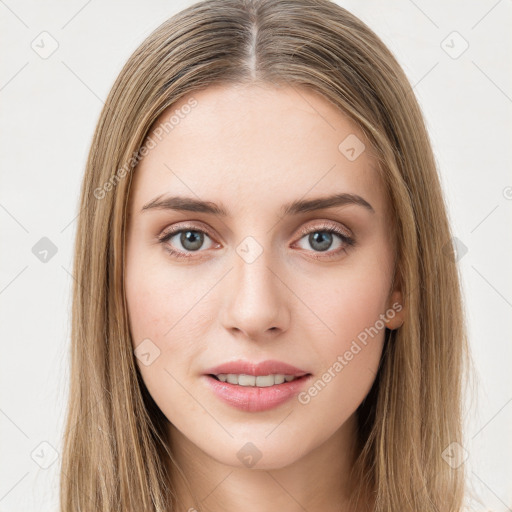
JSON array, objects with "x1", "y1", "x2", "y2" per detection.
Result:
[{"x1": 215, "y1": 374, "x2": 299, "y2": 386}]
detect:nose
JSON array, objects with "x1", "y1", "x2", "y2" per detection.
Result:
[{"x1": 220, "y1": 244, "x2": 290, "y2": 341}]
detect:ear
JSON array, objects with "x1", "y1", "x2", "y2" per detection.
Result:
[{"x1": 384, "y1": 269, "x2": 406, "y2": 330}]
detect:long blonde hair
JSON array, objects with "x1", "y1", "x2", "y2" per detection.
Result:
[{"x1": 60, "y1": 0, "x2": 475, "y2": 510}]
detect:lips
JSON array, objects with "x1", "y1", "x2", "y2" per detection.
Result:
[{"x1": 203, "y1": 359, "x2": 310, "y2": 377}]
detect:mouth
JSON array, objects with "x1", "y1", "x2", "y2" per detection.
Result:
[
  {"x1": 203, "y1": 372, "x2": 313, "y2": 412},
  {"x1": 202, "y1": 359, "x2": 312, "y2": 411}
]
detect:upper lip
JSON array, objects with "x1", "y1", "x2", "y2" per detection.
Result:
[{"x1": 204, "y1": 359, "x2": 310, "y2": 377}]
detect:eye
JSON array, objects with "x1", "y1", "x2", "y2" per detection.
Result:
[
  {"x1": 158, "y1": 224, "x2": 218, "y2": 260},
  {"x1": 158, "y1": 220, "x2": 355, "y2": 261},
  {"x1": 293, "y1": 221, "x2": 355, "y2": 259}
]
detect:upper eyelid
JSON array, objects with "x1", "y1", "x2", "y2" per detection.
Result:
[{"x1": 159, "y1": 220, "x2": 215, "y2": 238}]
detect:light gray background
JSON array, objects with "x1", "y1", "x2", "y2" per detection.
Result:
[{"x1": 1, "y1": 1, "x2": 511, "y2": 510}]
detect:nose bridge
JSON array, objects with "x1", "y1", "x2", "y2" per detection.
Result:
[
  {"x1": 235, "y1": 237, "x2": 277, "y2": 297},
  {"x1": 222, "y1": 234, "x2": 288, "y2": 337}
]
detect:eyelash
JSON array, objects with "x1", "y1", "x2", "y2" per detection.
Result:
[{"x1": 157, "y1": 221, "x2": 356, "y2": 261}]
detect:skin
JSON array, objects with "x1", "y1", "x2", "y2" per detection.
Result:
[{"x1": 125, "y1": 82, "x2": 405, "y2": 512}]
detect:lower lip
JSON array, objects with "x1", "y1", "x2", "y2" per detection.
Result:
[{"x1": 202, "y1": 374, "x2": 312, "y2": 412}]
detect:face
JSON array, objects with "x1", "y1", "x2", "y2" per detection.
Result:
[{"x1": 125, "y1": 82, "x2": 404, "y2": 470}]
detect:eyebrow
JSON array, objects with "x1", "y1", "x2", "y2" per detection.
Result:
[{"x1": 140, "y1": 192, "x2": 375, "y2": 216}]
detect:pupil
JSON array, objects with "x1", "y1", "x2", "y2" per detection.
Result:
[
  {"x1": 181, "y1": 230, "x2": 203, "y2": 251},
  {"x1": 310, "y1": 231, "x2": 332, "y2": 251}
]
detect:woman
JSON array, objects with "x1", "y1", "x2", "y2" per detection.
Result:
[{"x1": 60, "y1": 0, "x2": 474, "y2": 510}]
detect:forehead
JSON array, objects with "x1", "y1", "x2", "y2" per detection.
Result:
[{"x1": 128, "y1": 83, "x2": 387, "y2": 218}]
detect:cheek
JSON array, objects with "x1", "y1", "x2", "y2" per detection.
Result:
[
  {"x1": 124, "y1": 253, "x2": 213, "y2": 423},
  {"x1": 125, "y1": 243, "x2": 209, "y2": 345},
  {"x1": 125, "y1": 248, "x2": 220, "y2": 394},
  {"x1": 125, "y1": 264, "x2": 173, "y2": 348},
  {"x1": 291, "y1": 256, "x2": 391, "y2": 413},
  {"x1": 301, "y1": 258, "x2": 391, "y2": 346}
]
